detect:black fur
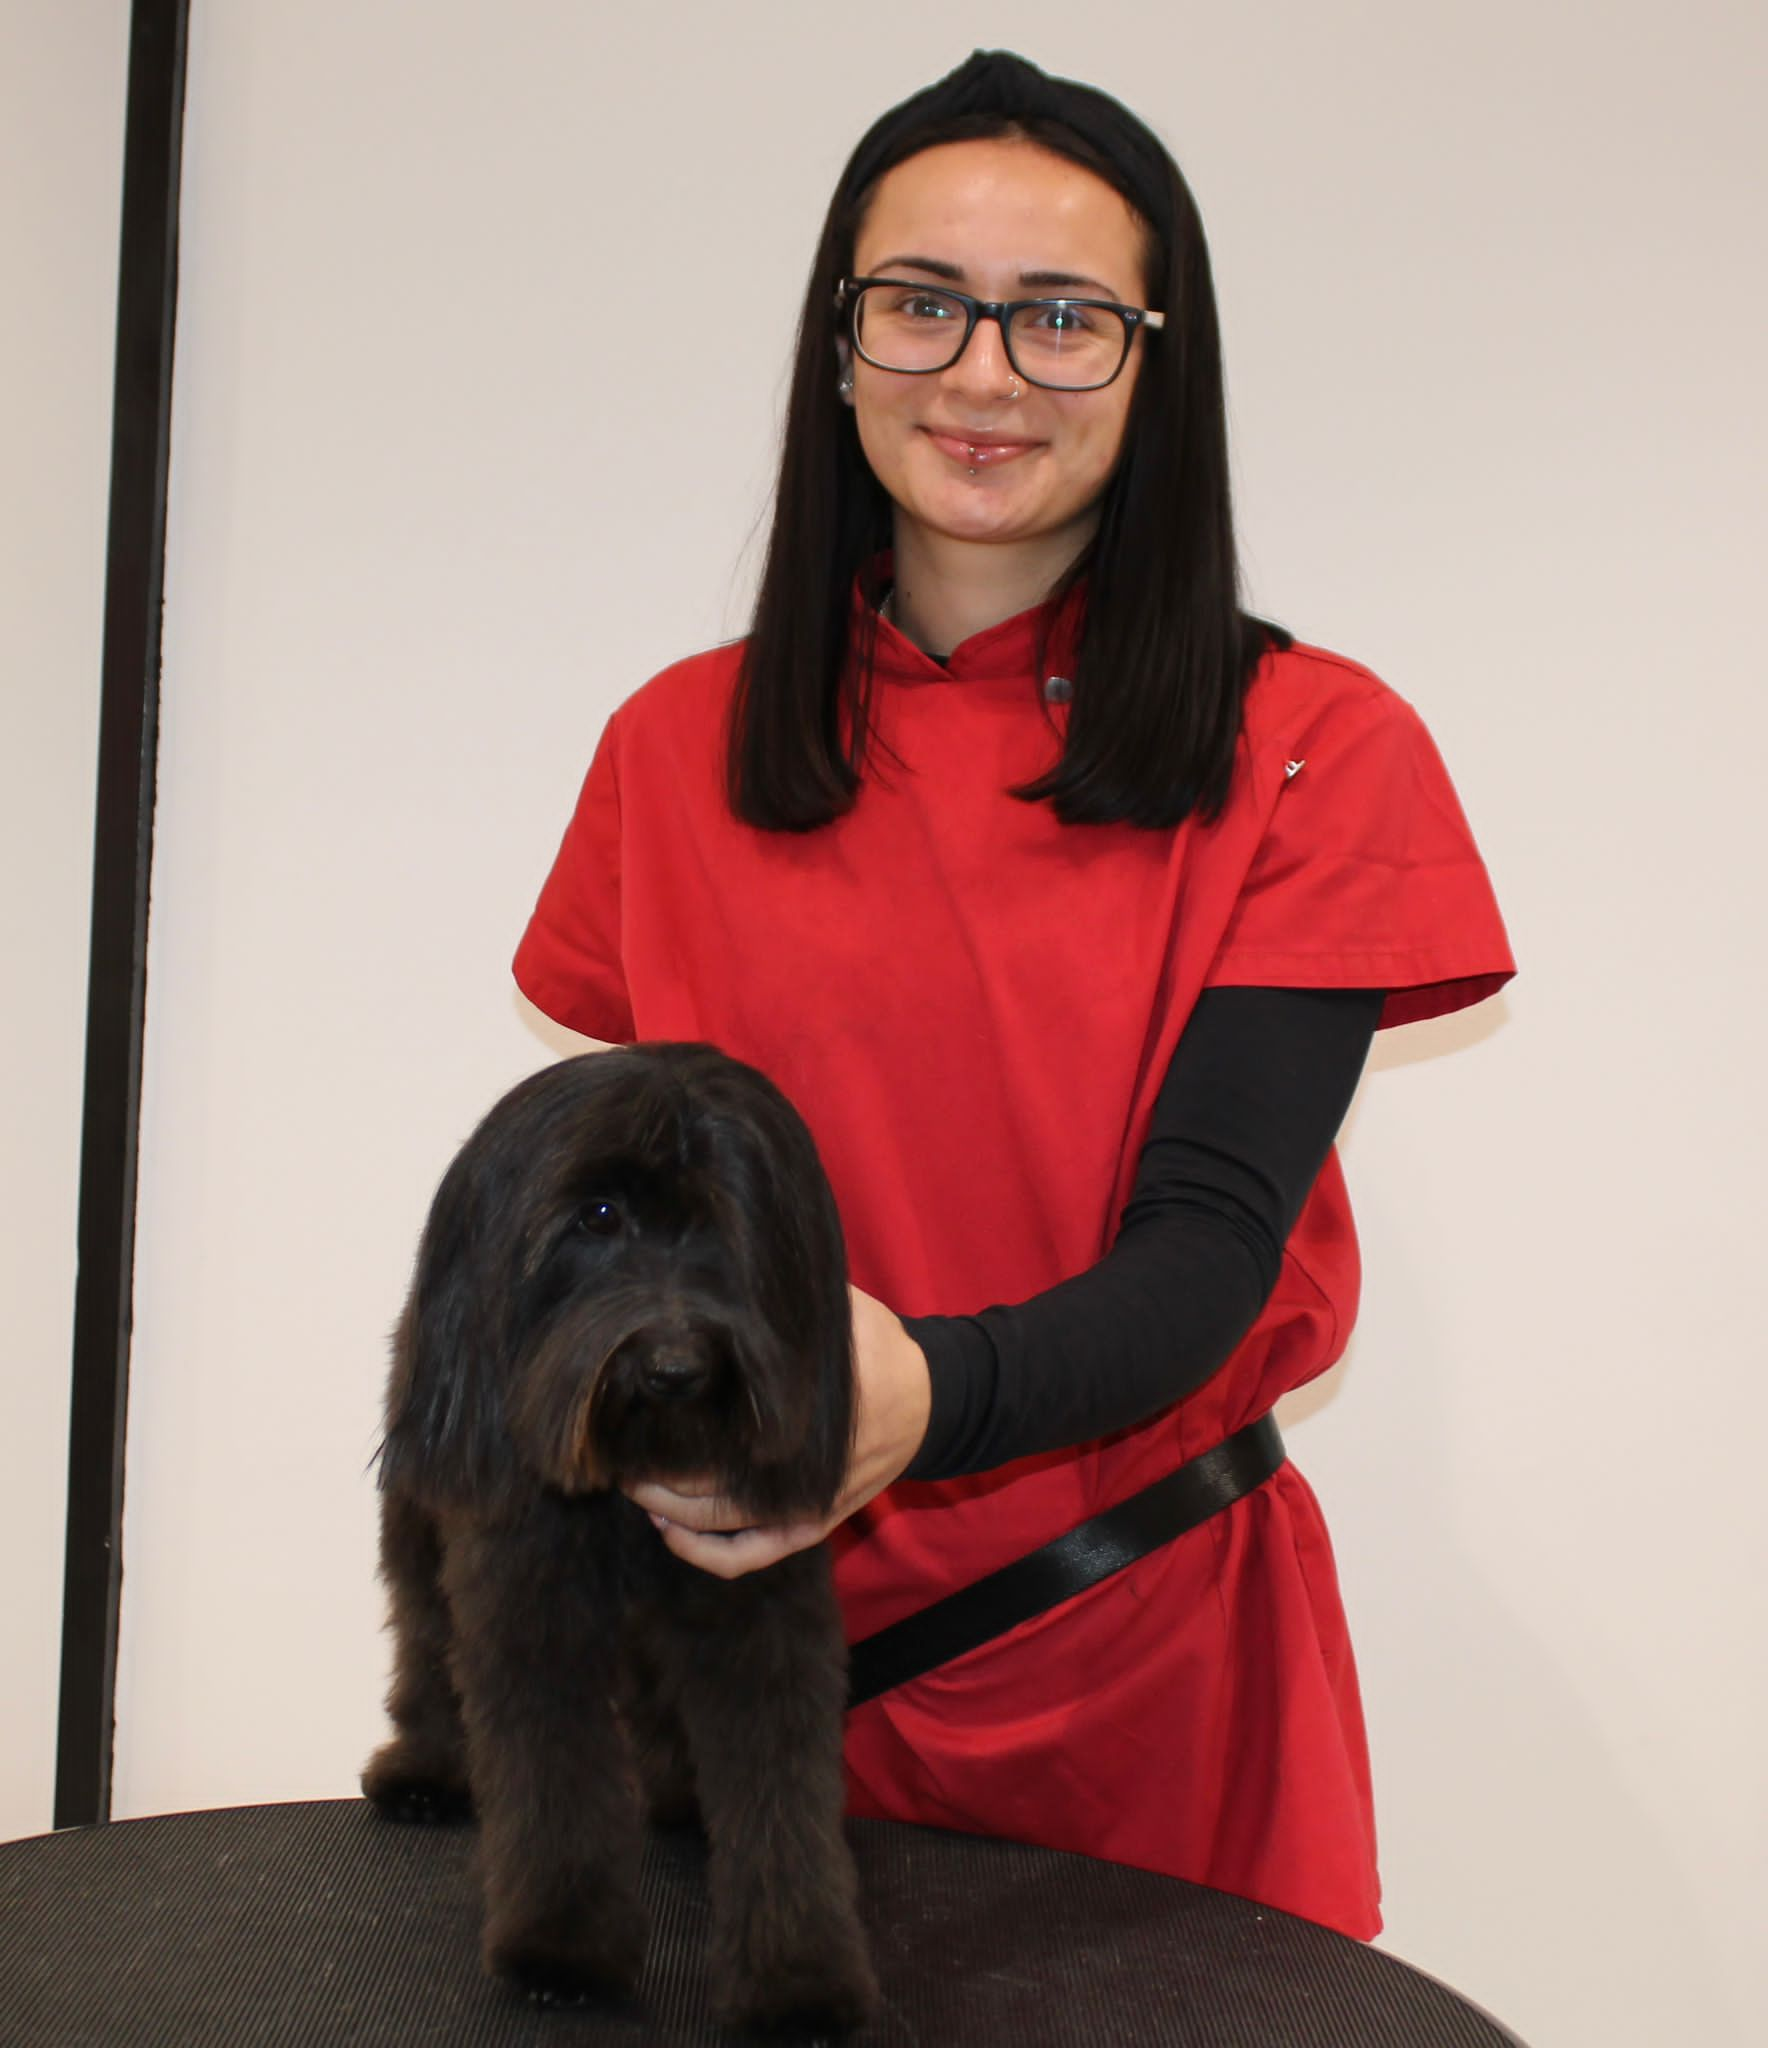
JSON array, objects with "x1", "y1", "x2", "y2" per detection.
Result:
[{"x1": 362, "y1": 1044, "x2": 879, "y2": 2034}]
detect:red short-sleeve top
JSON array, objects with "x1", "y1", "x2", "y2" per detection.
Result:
[{"x1": 514, "y1": 590, "x2": 1514, "y2": 1938}]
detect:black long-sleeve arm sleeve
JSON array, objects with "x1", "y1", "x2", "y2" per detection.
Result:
[{"x1": 898, "y1": 985, "x2": 1385, "y2": 1481}]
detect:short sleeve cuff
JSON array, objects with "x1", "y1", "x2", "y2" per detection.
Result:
[{"x1": 512, "y1": 926, "x2": 636, "y2": 1043}]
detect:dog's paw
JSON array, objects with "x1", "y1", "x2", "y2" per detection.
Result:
[
  {"x1": 361, "y1": 1749, "x2": 475, "y2": 1826},
  {"x1": 487, "y1": 1893, "x2": 648, "y2": 2009},
  {"x1": 499, "y1": 1954, "x2": 606, "y2": 2010},
  {"x1": 713, "y1": 1932, "x2": 881, "y2": 2038},
  {"x1": 378, "y1": 1781, "x2": 475, "y2": 1826}
]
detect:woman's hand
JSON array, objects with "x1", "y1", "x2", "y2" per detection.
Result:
[{"x1": 620, "y1": 1282, "x2": 931, "y2": 1580}]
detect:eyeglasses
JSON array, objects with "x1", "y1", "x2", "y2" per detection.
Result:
[{"x1": 837, "y1": 276, "x2": 1164, "y2": 392}]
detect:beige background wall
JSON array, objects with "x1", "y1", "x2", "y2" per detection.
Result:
[
  {"x1": 0, "y1": 1, "x2": 130, "y2": 1844},
  {"x1": 9, "y1": 4, "x2": 1765, "y2": 2045}
]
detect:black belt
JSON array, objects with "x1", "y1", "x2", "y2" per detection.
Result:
[{"x1": 847, "y1": 1414, "x2": 1286, "y2": 1709}]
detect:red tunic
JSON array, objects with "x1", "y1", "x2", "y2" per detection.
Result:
[{"x1": 513, "y1": 589, "x2": 1515, "y2": 1939}]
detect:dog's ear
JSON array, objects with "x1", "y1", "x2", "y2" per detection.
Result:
[
  {"x1": 743, "y1": 1082, "x2": 858, "y2": 1515},
  {"x1": 373, "y1": 1139, "x2": 513, "y2": 1512},
  {"x1": 796, "y1": 1157, "x2": 860, "y2": 1514}
]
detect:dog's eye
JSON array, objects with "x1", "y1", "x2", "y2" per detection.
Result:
[{"x1": 577, "y1": 1199, "x2": 624, "y2": 1238}]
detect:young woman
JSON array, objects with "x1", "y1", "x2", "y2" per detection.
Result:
[{"x1": 513, "y1": 50, "x2": 1514, "y2": 1940}]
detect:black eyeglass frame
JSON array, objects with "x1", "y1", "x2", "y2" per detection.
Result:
[{"x1": 836, "y1": 276, "x2": 1166, "y2": 392}]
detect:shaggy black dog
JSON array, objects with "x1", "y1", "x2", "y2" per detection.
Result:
[{"x1": 361, "y1": 1043, "x2": 879, "y2": 2034}]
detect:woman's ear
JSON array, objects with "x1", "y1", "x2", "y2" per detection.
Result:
[{"x1": 835, "y1": 335, "x2": 855, "y2": 405}]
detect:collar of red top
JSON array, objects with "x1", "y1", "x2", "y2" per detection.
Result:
[{"x1": 851, "y1": 553, "x2": 1086, "y2": 693}]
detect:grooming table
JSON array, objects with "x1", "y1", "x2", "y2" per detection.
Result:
[{"x1": 0, "y1": 1799, "x2": 1527, "y2": 2044}]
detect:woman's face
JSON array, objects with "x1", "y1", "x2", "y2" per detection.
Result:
[{"x1": 844, "y1": 137, "x2": 1154, "y2": 561}]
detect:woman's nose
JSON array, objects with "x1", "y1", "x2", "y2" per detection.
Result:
[{"x1": 942, "y1": 313, "x2": 1019, "y2": 404}]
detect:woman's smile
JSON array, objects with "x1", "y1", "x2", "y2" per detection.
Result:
[{"x1": 921, "y1": 426, "x2": 1044, "y2": 470}]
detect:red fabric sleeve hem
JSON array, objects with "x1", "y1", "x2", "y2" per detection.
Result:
[
  {"x1": 1204, "y1": 949, "x2": 1514, "y2": 1030},
  {"x1": 510, "y1": 940, "x2": 636, "y2": 1045}
]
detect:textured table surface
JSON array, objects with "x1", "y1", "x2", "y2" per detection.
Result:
[{"x1": 0, "y1": 1798, "x2": 1526, "y2": 2046}]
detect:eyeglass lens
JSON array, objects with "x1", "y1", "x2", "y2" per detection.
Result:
[{"x1": 852, "y1": 284, "x2": 1128, "y2": 389}]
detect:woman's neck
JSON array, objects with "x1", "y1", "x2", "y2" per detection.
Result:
[{"x1": 886, "y1": 518, "x2": 1091, "y2": 657}]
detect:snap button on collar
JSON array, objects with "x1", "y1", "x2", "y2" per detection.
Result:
[{"x1": 1043, "y1": 675, "x2": 1074, "y2": 704}]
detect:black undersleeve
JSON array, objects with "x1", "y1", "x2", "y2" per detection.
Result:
[{"x1": 899, "y1": 985, "x2": 1385, "y2": 1481}]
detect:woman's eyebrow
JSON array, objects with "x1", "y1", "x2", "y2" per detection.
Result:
[
  {"x1": 1018, "y1": 267, "x2": 1121, "y2": 298},
  {"x1": 868, "y1": 254, "x2": 1123, "y2": 298}
]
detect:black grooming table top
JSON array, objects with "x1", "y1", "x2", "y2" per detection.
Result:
[{"x1": 0, "y1": 1799, "x2": 1526, "y2": 2046}]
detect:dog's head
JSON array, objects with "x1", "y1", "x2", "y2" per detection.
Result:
[{"x1": 375, "y1": 1044, "x2": 856, "y2": 1522}]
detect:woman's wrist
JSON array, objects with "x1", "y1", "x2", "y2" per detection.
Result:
[
  {"x1": 895, "y1": 1312, "x2": 993, "y2": 1481},
  {"x1": 850, "y1": 1285, "x2": 932, "y2": 1493}
]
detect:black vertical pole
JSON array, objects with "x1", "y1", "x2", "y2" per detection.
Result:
[{"x1": 54, "y1": 0, "x2": 190, "y2": 1831}]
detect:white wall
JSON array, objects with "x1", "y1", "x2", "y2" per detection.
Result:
[
  {"x1": 0, "y1": 1, "x2": 132, "y2": 1844},
  {"x1": 13, "y1": 3, "x2": 1764, "y2": 2044}
]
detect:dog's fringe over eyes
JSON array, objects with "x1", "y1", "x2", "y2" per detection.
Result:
[{"x1": 362, "y1": 1043, "x2": 880, "y2": 2033}]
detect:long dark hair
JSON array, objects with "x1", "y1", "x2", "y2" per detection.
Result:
[{"x1": 729, "y1": 48, "x2": 1290, "y2": 833}]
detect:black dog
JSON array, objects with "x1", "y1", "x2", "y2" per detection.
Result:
[{"x1": 361, "y1": 1043, "x2": 880, "y2": 2034}]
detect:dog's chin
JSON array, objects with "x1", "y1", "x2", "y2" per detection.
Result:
[
  {"x1": 575, "y1": 1391, "x2": 833, "y2": 1523},
  {"x1": 523, "y1": 1391, "x2": 739, "y2": 1500},
  {"x1": 589, "y1": 1385, "x2": 747, "y2": 1492}
]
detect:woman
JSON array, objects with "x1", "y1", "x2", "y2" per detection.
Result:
[{"x1": 513, "y1": 50, "x2": 1513, "y2": 1939}]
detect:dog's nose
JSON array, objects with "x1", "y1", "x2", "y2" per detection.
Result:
[{"x1": 637, "y1": 1348, "x2": 712, "y2": 1401}]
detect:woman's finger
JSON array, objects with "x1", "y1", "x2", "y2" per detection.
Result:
[
  {"x1": 622, "y1": 1479, "x2": 746, "y2": 1530},
  {"x1": 649, "y1": 1513, "x2": 826, "y2": 1579}
]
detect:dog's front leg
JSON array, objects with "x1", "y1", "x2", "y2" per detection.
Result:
[
  {"x1": 440, "y1": 1492, "x2": 647, "y2": 2007},
  {"x1": 657, "y1": 1549, "x2": 880, "y2": 2034}
]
